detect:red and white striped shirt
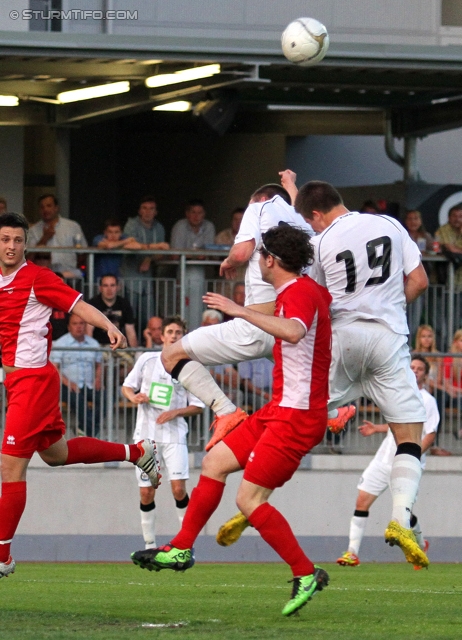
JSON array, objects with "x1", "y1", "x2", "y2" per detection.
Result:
[
  {"x1": 0, "y1": 261, "x2": 81, "y2": 368},
  {"x1": 272, "y1": 276, "x2": 332, "y2": 410}
]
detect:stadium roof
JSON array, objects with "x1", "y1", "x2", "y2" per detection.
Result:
[{"x1": 1, "y1": 30, "x2": 462, "y2": 138}]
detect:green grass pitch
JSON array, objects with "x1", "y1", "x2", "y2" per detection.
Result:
[{"x1": 1, "y1": 562, "x2": 462, "y2": 639}]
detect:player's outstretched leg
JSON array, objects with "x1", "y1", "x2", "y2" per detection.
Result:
[
  {"x1": 0, "y1": 556, "x2": 16, "y2": 578},
  {"x1": 327, "y1": 405, "x2": 356, "y2": 434},
  {"x1": 336, "y1": 551, "x2": 360, "y2": 567},
  {"x1": 216, "y1": 511, "x2": 250, "y2": 546},
  {"x1": 282, "y1": 567, "x2": 329, "y2": 617},
  {"x1": 131, "y1": 545, "x2": 195, "y2": 572},
  {"x1": 385, "y1": 521, "x2": 429, "y2": 568}
]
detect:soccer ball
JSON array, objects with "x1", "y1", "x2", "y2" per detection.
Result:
[{"x1": 281, "y1": 17, "x2": 329, "y2": 67}]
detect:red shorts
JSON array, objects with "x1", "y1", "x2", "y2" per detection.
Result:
[
  {"x1": 2, "y1": 362, "x2": 66, "y2": 459},
  {"x1": 224, "y1": 401, "x2": 327, "y2": 490}
]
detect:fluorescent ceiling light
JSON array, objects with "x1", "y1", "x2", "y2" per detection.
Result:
[
  {"x1": 57, "y1": 81, "x2": 130, "y2": 104},
  {"x1": 145, "y1": 64, "x2": 220, "y2": 89},
  {"x1": 0, "y1": 95, "x2": 19, "y2": 106},
  {"x1": 153, "y1": 101, "x2": 192, "y2": 112}
]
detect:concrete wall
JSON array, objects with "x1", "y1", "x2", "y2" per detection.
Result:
[
  {"x1": 58, "y1": 0, "x2": 447, "y2": 46},
  {"x1": 13, "y1": 454, "x2": 462, "y2": 563}
]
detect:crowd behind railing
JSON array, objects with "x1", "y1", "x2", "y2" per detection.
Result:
[{"x1": 3, "y1": 194, "x2": 462, "y2": 456}]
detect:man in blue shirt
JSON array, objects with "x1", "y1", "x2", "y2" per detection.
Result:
[{"x1": 51, "y1": 314, "x2": 102, "y2": 437}]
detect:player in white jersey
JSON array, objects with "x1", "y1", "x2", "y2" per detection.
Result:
[
  {"x1": 122, "y1": 316, "x2": 204, "y2": 549},
  {"x1": 337, "y1": 356, "x2": 439, "y2": 568},
  {"x1": 161, "y1": 183, "x2": 313, "y2": 450},
  {"x1": 294, "y1": 180, "x2": 430, "y2": 568}
]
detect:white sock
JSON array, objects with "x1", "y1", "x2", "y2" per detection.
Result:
[
  {"x1": 176, "y1": 507, "x2": 187, "y2": 525},
  {"x1": 178, "y1": 361, "x2": 236, "y2": 416},
  {"x1": 390, "y1": 454, "x2": 422, "y2": 528},
  {"x1": 328, "y1": 409, "x2": 339, "y2": 419},
  {"x1": 140, "y1": 505, "x2": 156, "y2": 548},
  {"x1": 412, "y1": 517, "x2": 425, "y2": 549},
  {"x1": 348, "y1": 515, "x2": 368, "y2": 556}
]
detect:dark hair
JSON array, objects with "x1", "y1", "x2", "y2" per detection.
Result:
[
  {"x1": 404, "y1": 209, "x2": 427, "y2": 235},
  {"x1": 103, "y1": 218, "x2": 122, "y2": 230},
  {"x1": 360, "y1": 199, "x2": 379, "y2": 213},
  {"x1": 161, "y1": 315, "x2": 187, "y2": 334},
  {"x1": 99, "y1": 273, "x2": 119, "y2": 284},
  {"x1": 231, "y1": 207, "x2": 245, "y2": 216},
  {"x1": 260, "y1": 225, "x2": 314, "y2": 274},
  {"x1": 448, "y1": 204, "x2": 462, "y2": 216},
  {"x1": 411, "y1": 354, "x2": 430, "y2": 376},
  {"x1": 0, "y1": 212, "x2": 29, "y2": 241},
  {"x1": 251, "y1": 184, "x2": 291, "y2": 206},
  {"x1": 295, "y1": 181, "x2": 343, "y2": 219},
  {"x1": 139, "y1": 195, "x2": 156, "y2": 206},
  {"x1": 38, "y1": 193, "x2": 58, "y2": 206},
  {"x1": 185, "y1": 199, "x2": 205, "y2": 211}
]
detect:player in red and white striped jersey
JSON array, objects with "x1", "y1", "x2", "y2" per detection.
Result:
[
  {"x1": 131, "y1": 224, "x2": 332, "y2": 617},
  {"x1": 0, "y1": 213, "x2": 159, "y2": 579}
]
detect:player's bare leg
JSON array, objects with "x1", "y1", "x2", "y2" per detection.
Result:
[{"x1": 385, "y1": 421, "x2": 428, "y2": 567}]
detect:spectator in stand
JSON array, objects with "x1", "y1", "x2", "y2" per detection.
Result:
[
  {"x1": 359, "y1": 199, "x2": 379, "y2": 214},
  {"x1": 51, "y1": 313, "x2": 103, "y2": 437},
  {"x1": 0, "y1": 197, "x2": 7, "y2": 214},
  {"x1": 170, "y1": 199, "x2": 215, "y2": 251},
  {"x1": 92, "y1": 219, "x2": 137, "y2": 281},
  {"x1": 143, "y1": 316, "x2": 164, "y2": 351},
  {"x1": 238, "y1": 357, "x2": 274, "y2": 413},
  {"x1": 50, "y1": 272, "x2": 69, "y2": 340},
  {"x1": 201, "y1": 309, "x2": 223, "y2": 326},
  {"x1": 86, "y1": 274, "x2": 138, "y2": 348},
  {"x1": 403, "y1": 209, "x2": 435, "y2": 339},
  {"x1": 435, "y1": 204, "x2": 462, "y2": 287},
  {"x1": 215, "y1": 208, "x2": 246, "y2": 283},
  {"x1": 121, "y1": 196, "x2": 169, "y2": 330},
  {"x1": 215, "y1": 207, "x2": 245, "y2": 247},
  {"x1": 28, "y1": 194, "x2": 87, "y2": 278},
  {"x1": 223, "y1": 281, "x2": 245, "y2": 322},
  {"x1": 412, "y1": 325, "x2": 450, "y2": 456},
  {"x1": 437, "y1": 328, "x2": 462, "y2": 440},
  {"x1": 403, "y1": 210, "x2": 434, "y2": 254}
]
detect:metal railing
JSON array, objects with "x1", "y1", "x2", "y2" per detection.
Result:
[
  {"x1": 2, "y1": 348, "x2": 462, "y2": 455},
  {"x1": 2, "y1": 251, "x2": 462, "y2": 455}
]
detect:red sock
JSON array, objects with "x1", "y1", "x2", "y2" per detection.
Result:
[
  {"x1": 0, "y1": 481, "x2": 27, "y2": 562},
  {"x1": 171, "y1": 475, "x2": 225, "y2": 549},
  {"x1": 65, "y1": 438, "x2": 140, "y2": 465},
  {"x1": 248, "y1": 503, "x2": 315, "y2": 577}
]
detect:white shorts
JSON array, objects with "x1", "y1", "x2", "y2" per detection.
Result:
[
  {"x1": 135, "y1": 442, "x2": 189, "y2": 487},
  {"x1": 328, "y1": 320, "x2": 427, "y2": 423},
  {"x1": 357, "y1": 457, "x2": 391, "y2": 497},
  {"x1": 183, "y1": 317, "x2": 275, "y2": 366}
]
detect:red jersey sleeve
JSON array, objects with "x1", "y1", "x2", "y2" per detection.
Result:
[
  {"x1": 280, "y1": 279, "x2": 319, "y2": 330},
  {"x1": 32, "y1": 268, "x2": 82, "y2": 312}
]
